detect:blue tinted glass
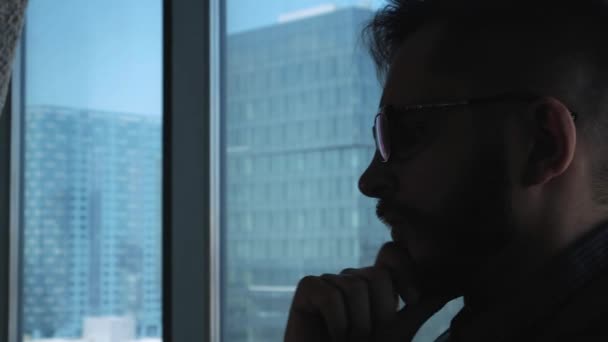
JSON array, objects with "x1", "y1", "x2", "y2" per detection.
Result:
[{"x1": 22, "y1": 1, "x2": 162, "y2": 341}]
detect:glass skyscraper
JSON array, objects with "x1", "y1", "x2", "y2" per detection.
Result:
[
  {"x1": 22, "y1": 106, "x2": 162, "y2": 339},
  {"x1": 224, "y1": 7, "x2": 388, "y2": 342}
]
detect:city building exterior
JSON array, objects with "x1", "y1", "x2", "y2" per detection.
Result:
[
  {"x1": 22, "y1": 106, "x2": 162, "y2": 339},
  {"x1": 224, "y1": 6, "x2": 388, "y2": 342}
]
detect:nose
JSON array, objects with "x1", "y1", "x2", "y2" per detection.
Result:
[{"x1": 358, "y1": 151, "x2": 396, "y2": 199}]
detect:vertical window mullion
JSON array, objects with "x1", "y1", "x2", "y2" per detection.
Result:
[
  {"x1": 209, "y1": 0, "x2": 223, "y2": 341},
  {"x1": 164, "y1": 0, "x2": 212, "y2": 342}
]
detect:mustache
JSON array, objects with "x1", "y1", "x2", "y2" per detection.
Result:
[
  {"x1": 376, "y1": 199, "x2": 425, "y2": 228},
  {"x1": 376, "y1": 199, "x2": 398, "y2": 227}
]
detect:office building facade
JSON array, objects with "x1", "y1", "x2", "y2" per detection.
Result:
[
  {"x1": 224, "y1": 7, "x2": 387, "y2": 342},
  {"x1": 22, "y1": 107, "x2": 162, "y2": 338}
]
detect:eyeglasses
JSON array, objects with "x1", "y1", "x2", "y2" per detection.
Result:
[{"x1": 373, "y1": 92, "x2": 578, "y2": 163}]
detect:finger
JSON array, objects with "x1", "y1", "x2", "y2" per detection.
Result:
[
  {"x1": 374, "y1": 241, "x2": 421, "y2": 305},
  {"x1": 286, "y1": 275, "x2": 348, "y2": 342},
  {"x1": 284, "y1": 310, "x2": 332, "y2": 342},
  {"x1": 321, "y1": 273, "x2": 372, "y2": 342},
  {"x1": 340, "y1": 267, "x2": 397, "y2": 327}
]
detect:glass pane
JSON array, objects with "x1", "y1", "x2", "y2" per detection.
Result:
[
  {"x1": 20, "y1": 1, "x2": 163, "y2": 341},
  {"x1": 223, "y1": 1, "x2": 462, "y2": 342}
]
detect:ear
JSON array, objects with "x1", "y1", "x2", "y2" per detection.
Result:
[{"x1": 522, "y1": 97, "x2": 577, "y2": 186}]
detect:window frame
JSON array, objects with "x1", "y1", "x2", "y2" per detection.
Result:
[
  {"x1": 4, "y1": 1, "x2": 221, "y2": 341},
  {"x1": 163, "y1": 0, "x2": 220, "y2": 342}
]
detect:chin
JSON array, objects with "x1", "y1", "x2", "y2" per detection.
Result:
[
  {"x1": 418, "y1": 260, "x2": 469, "y2": 296},
  {"x1": 407, "y1": 240, "x2": 474, "y2": 296},
  {"x1": 391, "y1": 223, "x2": 485, "y2": 294}
]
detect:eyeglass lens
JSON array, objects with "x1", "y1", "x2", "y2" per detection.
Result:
[{"x1": 374, "y1": 113, "x2": 390, "y2": 162}]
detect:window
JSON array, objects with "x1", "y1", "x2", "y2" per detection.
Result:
[
  {"x1": 17, "y1": 0, "x2": 162, "y2": 341},
  {"x1": 223, "y1": 1, "x2": 462, "y2": 342}
]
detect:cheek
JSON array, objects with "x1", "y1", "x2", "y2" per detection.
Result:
[{"x1": 392, "y1": 130, "x2": 478, "y2": 211}]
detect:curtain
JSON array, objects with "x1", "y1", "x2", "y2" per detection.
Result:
[{"x1": 0, "y1": 0, "x2": 27, "y2": 113}]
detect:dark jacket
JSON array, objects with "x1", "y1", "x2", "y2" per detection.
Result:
[{"x1": 436, "y1": 222, "x2": 608, "y2": 342}]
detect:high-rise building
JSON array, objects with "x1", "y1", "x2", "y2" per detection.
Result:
[
  {"x1": 224, "y1": 7, "x2": 387, "y2": 342},
  {"x1": 22, "y1": 106, "x2": 162, "y2": 338}
]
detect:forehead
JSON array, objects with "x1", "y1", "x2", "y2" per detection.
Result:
[{"x1": 380, "y1": 23, "x2": 499, "y2": 108}]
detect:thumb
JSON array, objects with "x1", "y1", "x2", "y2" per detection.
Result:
[{"x1": 379, "y1": 296, "x2": 449, "y2": 342}]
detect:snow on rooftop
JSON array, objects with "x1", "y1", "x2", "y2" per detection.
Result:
[{"x1": 278, "y1": 3, "x2": 337, "y2": 23}]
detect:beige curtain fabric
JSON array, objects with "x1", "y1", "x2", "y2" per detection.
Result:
[{"x1": 0, "y1": 0, "x2": 27, "y2": 113}]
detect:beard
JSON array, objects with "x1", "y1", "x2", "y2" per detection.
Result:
[{"x1": 376, "y1": 133, "x2": 514, "y2": 296}]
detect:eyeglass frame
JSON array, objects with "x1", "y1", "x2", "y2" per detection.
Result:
[{"x1": 372, "y1": 92, "x2": 579, "y2": 163}]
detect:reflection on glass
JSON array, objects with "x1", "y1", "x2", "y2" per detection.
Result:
[
  {"x1": 21, "y1": 1, "x2": 162, "y2": 341},
  {"x1": 223, "y1": 2, "x2": 463, "y2": 342}
]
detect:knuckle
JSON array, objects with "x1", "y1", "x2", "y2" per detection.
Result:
[
  {"x1": 342, "y1": 283, "x2": 365, "y2": 302},
  {"x1": 345, "y1": 276, "x2": 368, "y2": 295},
  {"x1": 297, "y1": 275, "x2": 316, "y2": 286},
  {"x1": 318, "y1": 287, "x2": 342, "y2": 308},
  {"x1": 325, "y1": 273, "x2": 367, "y2": 292},
  {"x1": 295, "y1": 275, "x2": 319, "y2": 294},
  {"x1": 339, "y1": 267, "x2": 358, "y2": 274},
  {"x1": 321, "y1": 274, "x2": 368, "y2": 301},
  {"x1": 343, "y1": 265, "x2": 390, "y2": 282},
  {"x1": 294, "y1": 275, "x2": 345, "y2": 311},
  {"x1": 367, "y1": 266, "x2": 392, "y2": 281}
]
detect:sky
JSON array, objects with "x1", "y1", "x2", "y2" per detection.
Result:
[
  {"x1": 26, "y1": 0, "x2": 385, "y2": 116},
  {"x1": 26, "y1": 0, "x2": 163, "y2": 116}
]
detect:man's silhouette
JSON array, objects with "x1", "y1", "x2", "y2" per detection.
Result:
[{"x1": 285, "y1": 0, "x2": 608, "y2": 341}]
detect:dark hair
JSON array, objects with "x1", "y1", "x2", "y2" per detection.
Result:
[
  {"x1": 363, "y1": 0, "x2": 608, "y2": 79},
  {"x1": 363, "y1": 0, "x2": 608, "y2": 204}
]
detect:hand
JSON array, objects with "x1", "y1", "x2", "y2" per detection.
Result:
[{"x1": 284, "y1": 241, "x2": 455, "y2": 342}]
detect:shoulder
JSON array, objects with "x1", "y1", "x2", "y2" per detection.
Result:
[{"x1": 527, "y1": 271, "x2": 608, "y2": 341}]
